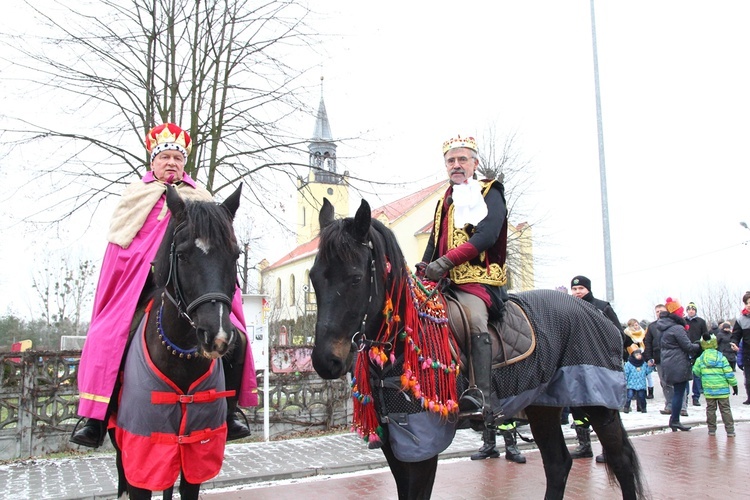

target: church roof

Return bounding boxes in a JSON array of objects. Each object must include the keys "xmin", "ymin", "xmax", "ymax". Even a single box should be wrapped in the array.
[
  {"xmin": 370, "ymin": 180, "xmax": 447, "ymax": 224},
  {"xmin": 263, "ymin": 236, "xmax": 320, "ymax": 271},
  {"xmin": 263, "ymin": 180, "xmax": 447, "ymax": 272}
]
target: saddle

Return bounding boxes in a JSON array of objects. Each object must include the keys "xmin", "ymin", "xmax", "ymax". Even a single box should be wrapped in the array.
[{"xmin": 445, "ymin": 294, "xmax": 536, "ymax": 371}]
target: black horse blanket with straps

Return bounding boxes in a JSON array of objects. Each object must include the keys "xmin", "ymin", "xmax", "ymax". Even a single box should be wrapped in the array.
[{"xmin": 485, "ymin": 289, "xmax": 626, "ymax": 420}]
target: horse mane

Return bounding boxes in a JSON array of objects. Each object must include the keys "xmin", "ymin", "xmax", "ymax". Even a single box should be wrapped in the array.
[
  {"xmin": 152, "ymin": 198, "xmax": 238, "ymax": 288},
  {"xmin": 318, "ymin": 215, "xmax": 408, "ymax": 282},
  {"xmin": 181, "ymin": 200, "xmax": 239, "ymax": 256}
]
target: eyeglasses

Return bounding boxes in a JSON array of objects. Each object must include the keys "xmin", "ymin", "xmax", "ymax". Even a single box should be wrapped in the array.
[{"xmin": 445, "ymin": 156, "xmax": 476, "ymax": 166}]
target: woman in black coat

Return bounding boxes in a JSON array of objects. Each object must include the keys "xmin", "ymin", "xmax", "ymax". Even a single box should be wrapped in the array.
[{"xmin": 658, "ymin": 298, "xmax": 701, "ymax": 431}]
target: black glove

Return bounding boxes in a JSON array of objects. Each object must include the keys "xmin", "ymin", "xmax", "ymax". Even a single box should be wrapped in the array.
[
  {"xmin": 424, "ymin": 255, "xmax": 455, "ymax": 281},
  {"xmin": 415, "ymin": 261, "xmax": 427, "ymax": 278},
  {"xmin": 733, "ymin": 385, "xmax": 739, "ymax": 396},
  {"xmin": 702, "ymin": 332, "xmax": 711, "ymax": 342}
]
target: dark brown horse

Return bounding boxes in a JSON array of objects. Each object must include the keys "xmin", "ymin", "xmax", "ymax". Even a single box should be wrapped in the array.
[
  {"xmin": 110, "ymin": 184, "xmax": 243, "ymax": 500},
  {"xmin": 310, "ymin": 198, "xmax": 647, "ymax": 500}
]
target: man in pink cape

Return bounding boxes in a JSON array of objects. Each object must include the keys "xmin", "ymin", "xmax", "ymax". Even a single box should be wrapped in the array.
[{"xmin": 71, "ymin": 123, "xmax": 258, "ymax": 448}]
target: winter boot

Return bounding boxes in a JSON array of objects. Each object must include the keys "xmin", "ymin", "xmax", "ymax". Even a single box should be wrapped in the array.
[
  {"xmin": 501, "ymin": 429, "xmax": 526, "ymax": 463},
  {"xmin": 570, "ymin": 425, "xmax": 593, "ymax": 459},
  {"xmin": 646, "ymin": 387, "xmax": 654, "ymax": 399},
  {"xmin": 70, "ymin": 417, "xmax": 106, "ymax": 448},
  {"xmin": 471, "ymin": 426, "xmax": 500, "ymax": 460}
]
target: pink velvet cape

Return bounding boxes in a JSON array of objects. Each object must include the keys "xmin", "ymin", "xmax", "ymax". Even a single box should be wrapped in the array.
[{"xmin": 77, "ymin": 173, "xmax": 258, "ymax": 420}]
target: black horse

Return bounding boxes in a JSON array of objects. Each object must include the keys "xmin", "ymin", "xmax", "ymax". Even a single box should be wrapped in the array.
[
  {"xmin": 310, "ymin": 198, "xmax": 647, "ymax": 500},
  {"xmin": 109, "ymin": 184, "xmax": 243, "ymax": 500}
]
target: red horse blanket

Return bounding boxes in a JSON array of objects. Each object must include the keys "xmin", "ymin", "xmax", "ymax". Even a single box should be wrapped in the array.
[{"xmin": 115, "ymin": 311, "xmax": 233, "ymax": 490}]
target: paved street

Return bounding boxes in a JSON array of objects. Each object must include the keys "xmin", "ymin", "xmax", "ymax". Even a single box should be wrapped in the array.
[
  {"xmin": 1, "ymin": 381, "xmax": 748, "ymax": 499},
  {"xmin": 203, "ymin": 423, "xmax": 749, "ymax": 499}
]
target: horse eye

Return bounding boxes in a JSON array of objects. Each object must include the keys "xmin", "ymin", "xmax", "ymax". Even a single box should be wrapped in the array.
[
  {"xmin": 352, "ymin": 275, "xmax": 362, "ymax": 285},
  {"xmin": 176, "ymin": 251, "xmax": 187, "ymax": 262}
]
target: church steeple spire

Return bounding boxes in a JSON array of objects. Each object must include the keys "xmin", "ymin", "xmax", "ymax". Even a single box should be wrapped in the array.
[
  {"xmin": 312, "ymin": 77, "xmax": 333, "ymax": 142},
  {"xmin": 308, "ymin": 76, "xmax": 338, "ymax": 179},
  {"xmin": 297, "ymin": 76, "xmax": 349, "ymax": 245}
]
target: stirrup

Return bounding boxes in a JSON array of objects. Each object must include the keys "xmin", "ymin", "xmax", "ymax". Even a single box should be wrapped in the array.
[{"xmin": 458, "ymin": 387, "xmax": 486, "ymax": 420}]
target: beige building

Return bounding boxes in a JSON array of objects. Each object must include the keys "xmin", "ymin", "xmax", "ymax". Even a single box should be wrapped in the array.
[{"xmin": 260, "ymin": 92, "xmax": 534, "ymax": 328}]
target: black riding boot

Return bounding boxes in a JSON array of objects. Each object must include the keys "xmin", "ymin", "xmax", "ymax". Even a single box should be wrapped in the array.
[
  {"xmin": 570, "ymin": 425, "xmax": 593, "ymax": 459},
  {"xmin": 223, "ymin": 334, "xmax": 251, "ymax": 441},
  {"xmin": 70, "ymin": 417, "xmax": 107, "ymax": 448},
  {"xmin": 471, "ymin": 426, "xmax": 500, "ymax": 460},
  {"xmin": 460, "ymin": 332, "xmax": 493, "ymax": 428},
  {"xmin": 501, "ymin": 429, "xmax": 526, "ymax": 463}
]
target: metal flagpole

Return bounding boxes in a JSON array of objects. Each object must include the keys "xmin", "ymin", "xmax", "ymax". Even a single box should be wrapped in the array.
[{"xmin": 589, "ymin": 0, "xmax": 614, "ymax": 302}]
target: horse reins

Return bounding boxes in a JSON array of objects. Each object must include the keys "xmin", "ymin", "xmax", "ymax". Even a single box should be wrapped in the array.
[{"xmin": 350, "ymin": 240, "xmax": 392, "ymax": 354}]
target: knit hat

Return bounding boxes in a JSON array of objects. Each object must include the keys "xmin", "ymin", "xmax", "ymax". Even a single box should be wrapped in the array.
[
  {"xmin": 665, "ymin": 297, "xmax": 684, "ymax": 317},
  {"xmin": 570, "ymin": 275, "xmax": 591, "ymax": 292},
  {"xmin": 686, "ymin": 302, "xmax": 697, "ymax": 311},
  {"xmin": 700, "ymin": 334, "xmax": 718, "ymax": 350}
]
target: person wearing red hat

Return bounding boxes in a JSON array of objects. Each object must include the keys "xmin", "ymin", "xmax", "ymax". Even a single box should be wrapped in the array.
[
  {"xmin": 657, "ymin": 297, "xmax": 701, "ymax": 431},
  {"xmin": 70, "ymin": 123, "xmax": 258, "ymax": 448}
]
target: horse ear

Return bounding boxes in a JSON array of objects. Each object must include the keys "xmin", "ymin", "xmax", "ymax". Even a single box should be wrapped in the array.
[
  {"xmin": 319, "ymin": 197, "xmax": 335, "ymax": 230},
  {"xmin": 165, "ymin": 184, "xmax": 186, "ymax": 221},
  {"xmin": 352, "ymin": 199, "xmax": 371, "ymax": 243},
  {"xmin": 221, "ymin": 183, "xmax": 242, "ymax": 219}
]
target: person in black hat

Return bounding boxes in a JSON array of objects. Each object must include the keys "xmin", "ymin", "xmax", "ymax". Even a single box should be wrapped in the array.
[
  {"xmin": 685, "ymin": 302, "xmax": 708, "ymax": 407},
  {"xmin": 568, "ymin": 275, "xmax": 632, "ymax": 463}
]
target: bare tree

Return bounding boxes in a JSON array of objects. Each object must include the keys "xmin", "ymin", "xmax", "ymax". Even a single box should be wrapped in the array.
[
  {"xmin": 476, "ymin": 123, "xmax": 540, "ymax": 289},
  {"xmin": 235, "ymin": 211, "xmax": 266, "ymax": 294},
  {"xmin": 31, "ymin": 254, "xmax": 96, "ymax": 333},
  {"xmin": 1, "ymin": 0, "xmax": 321, "ymax": 229},
  {"xmin": 698, "ymin": 282, "xmax": 741, "ymax": 326}
]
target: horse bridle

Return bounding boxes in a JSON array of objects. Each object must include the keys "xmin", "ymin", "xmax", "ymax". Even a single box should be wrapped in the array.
[
  {"xmin": 161, "ymin": 221, "xmax": 234, "ymax": 329},
  {"xmin": 350, "ymin": 239, "xmax": 392, "ymax": 354}
]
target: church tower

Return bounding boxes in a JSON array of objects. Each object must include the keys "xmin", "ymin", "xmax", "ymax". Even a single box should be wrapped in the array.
[{"xmin": 296, "ymin": 77, "xmax": 349, "ymax": 245}]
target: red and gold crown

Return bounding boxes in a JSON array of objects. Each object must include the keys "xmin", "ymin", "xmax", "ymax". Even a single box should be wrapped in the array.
[
  {"xmin": 145, "ymin": 123, "xmax": 192, "ymax": 160},
  {"xmin": 442, "ymin": 134, "xmax": 477, "ymax": 154}
]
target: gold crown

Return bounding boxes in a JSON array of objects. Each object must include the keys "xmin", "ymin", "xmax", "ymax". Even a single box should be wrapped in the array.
[
  {"xmin": 442, "ymin": 135, "xmax": 477, "ymax": 154},
  {"xmin": 145, "ymin": 123, "xmax": 192, "ymax": 155}
]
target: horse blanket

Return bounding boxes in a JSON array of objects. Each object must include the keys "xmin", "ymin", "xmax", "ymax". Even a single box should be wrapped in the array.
[
  {"xmin": 483, "ymin": 289, "xmax": 626, "ymax": 420},
  {"xmin": 115, "ymin": 313, "xmax": 232, "ymax": 490}
]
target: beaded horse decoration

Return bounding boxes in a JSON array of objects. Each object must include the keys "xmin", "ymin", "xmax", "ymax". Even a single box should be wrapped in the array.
[{"xmin": 350, "ymin": 264, "xmax": 460, "ymax": 448}]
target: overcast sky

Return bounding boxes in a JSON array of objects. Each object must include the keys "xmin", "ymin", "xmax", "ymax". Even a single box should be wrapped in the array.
[
  {"xmin": 2, "ymin": 1, "xmax": 750, "ymax": 323},
  {"xmin": 308, "ymin": 1, "xmax": 750, "ymax": 322}
]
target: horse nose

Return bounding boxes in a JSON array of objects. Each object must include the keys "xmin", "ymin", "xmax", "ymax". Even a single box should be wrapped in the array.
[
  {"xmin": 213, "ymin": 336, "xmax": 227, "ymax": 352},
  {"xmin": 197, "ymin": 328, "xmax": 229, "ymax": 357}
]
